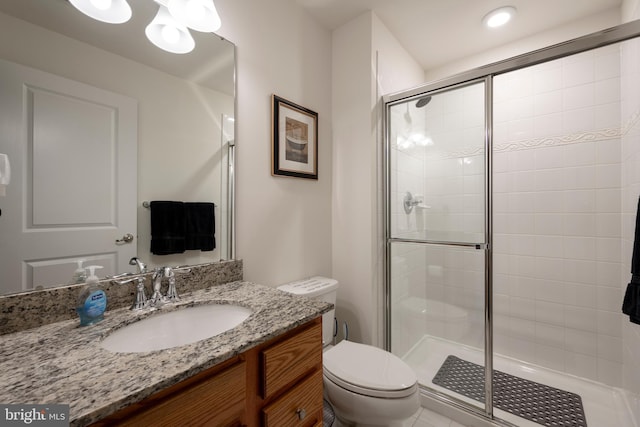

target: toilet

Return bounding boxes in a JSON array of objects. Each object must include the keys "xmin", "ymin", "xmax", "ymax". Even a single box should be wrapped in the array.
[{"xmin": 278, "ymin": 277, "xmax": 420, "ymax": 427}]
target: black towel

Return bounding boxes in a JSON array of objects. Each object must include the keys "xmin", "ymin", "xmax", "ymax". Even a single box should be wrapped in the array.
[
  {"xmin": 623, "ymin": 197, "xmax": 640, "ymax": 324},
  {"xmin": 150, "ymin": 201, "xmax": 186, "ymax": 255},
  {"xmin": 185, "ymin": 202, "xmax": 216, "ymax": 251}
]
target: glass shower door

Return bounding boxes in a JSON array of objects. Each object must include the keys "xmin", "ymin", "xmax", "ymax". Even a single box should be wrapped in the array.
[{"xmin": 386, "ymin": 78, "xmax": 492, "ymax": 416}]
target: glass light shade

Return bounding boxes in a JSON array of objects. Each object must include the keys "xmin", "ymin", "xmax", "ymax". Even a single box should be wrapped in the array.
[
  {"xmin": 168, "ymin": 0, "xmax": 221, "ymax": 32},
  {"xmin": 483, "ymin": 6, "xmax": 516, "ymax": 28},
  {"xmin": 145, "ymin": 5, "xmax": 195, "ymax": 54},
  {"xmin": 69, "ymin": 0, "xmax": 132, "ymax": 24}
]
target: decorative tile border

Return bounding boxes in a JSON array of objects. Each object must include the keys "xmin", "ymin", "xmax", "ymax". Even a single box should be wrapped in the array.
[
  {"xmin": 414, "ymin": 109, "xmax": 640, "ymax": 160},
  {"xmin": 493, "ymin": 127, "xmax": 622, "ymax": 153}
]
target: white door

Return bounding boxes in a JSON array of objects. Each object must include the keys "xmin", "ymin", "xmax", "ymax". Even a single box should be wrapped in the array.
[{"xmin": 0, "ymin": 59, "xmax": 137, "ymax": 293}]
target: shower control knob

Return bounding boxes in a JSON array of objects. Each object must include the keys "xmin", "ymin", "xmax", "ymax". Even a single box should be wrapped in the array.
[{"xmin": 296, "ymin": 408, "xmax": 306, "ymax": 420}]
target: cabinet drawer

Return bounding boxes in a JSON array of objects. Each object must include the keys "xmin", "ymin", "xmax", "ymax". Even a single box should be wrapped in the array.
[
  {"xmin": 117, "ymin": 360, "xmax": 246, "ymax": 427},
  {"xmin": 261, "ymin": 321, "xmax": 322, "ymax": 399},
  {"xmin": 262, "ymin": 370, "xmax": 323, "ymax": 427}
]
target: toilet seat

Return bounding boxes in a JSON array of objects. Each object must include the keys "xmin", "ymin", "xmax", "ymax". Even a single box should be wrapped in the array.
[{"xmin": 323, "ymin": 340, "xmax": 418, "ymax": 399}]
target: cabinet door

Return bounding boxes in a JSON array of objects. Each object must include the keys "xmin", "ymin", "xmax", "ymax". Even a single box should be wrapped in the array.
[
  {"xmin": 116, "ymin": 361, "xmax": 246, "ymax": 427},
  {"xmin": 261, "ymin": 321, "xmax": 322, "ymax": 399},
  {"xmin": 262, "ymin": 370, "xmax": 323, "ymax": 427}
]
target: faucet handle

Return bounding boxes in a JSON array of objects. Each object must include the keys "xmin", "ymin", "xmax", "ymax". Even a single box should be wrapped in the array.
[
  {"xmin": 111, "ymin": 275, "xmax": 137, "ymax": 285},
  {"xmin": 111, "ymin": 274, "xmax": 149, "ymax": 310},
  {"xmin": 131, "ymin": 277, "xmax": 149, "ymax": 310},
  {"xmin": 129, "ymin": 257, "xmax": 147, "ymax": 274},
  {"xmin": 109, "ymin": 272, "xmax": 134, "ymax": 281},
  {"xmin": 165, "ymin": 267, "xmax": 180, "ymax": 302}
]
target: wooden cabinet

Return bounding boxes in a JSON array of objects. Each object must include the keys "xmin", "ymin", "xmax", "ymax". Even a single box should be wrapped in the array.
[
  {"xmin": 262, "ymin": 370, "xmax": 323, "ymax": 427},
  {"xmin": 92, "ymin": 356, "xmax": 246, "ymax": 427},
  {"xmin": 92, "ymin": 317, "xmax": 323, "ymax": 427},
  {"xmin": 259, "ymin": 320, "xmax": 323, "ymax": 426}
]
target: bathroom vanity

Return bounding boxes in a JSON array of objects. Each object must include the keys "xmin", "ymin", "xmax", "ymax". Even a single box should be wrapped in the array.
[
  {"xmin": 0, "ymin": 280, "xmax": 331, "ymax": 426},
  {"xmin": 94, "ymin": 319, "xmax": 323, "ymax": 426}
]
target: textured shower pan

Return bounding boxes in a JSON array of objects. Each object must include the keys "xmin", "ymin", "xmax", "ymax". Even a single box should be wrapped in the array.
[{"xmin": 433, "ymin": 355, "xmax": 587, "ymax": 427}]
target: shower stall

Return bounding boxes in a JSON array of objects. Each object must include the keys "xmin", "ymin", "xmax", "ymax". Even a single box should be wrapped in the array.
[{"xmin": 384, "ymin": 20, "xmax": 640, "ymax": 427}]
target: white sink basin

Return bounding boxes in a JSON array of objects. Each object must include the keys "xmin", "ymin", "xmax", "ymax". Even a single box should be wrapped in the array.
[{"xmin": 100, "ymin": 303, "xmax": 253, "ymax": 353}]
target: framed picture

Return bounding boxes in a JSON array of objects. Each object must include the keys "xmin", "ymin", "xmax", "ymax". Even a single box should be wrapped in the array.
[{"xmin": 271, "ymin": 95, "xmax": 318, "ymax": 179}]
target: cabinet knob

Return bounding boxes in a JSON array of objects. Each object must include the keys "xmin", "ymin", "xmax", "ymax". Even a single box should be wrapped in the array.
[{"xmin": 296, "ymin": 408, "xmax": 306, "ymax": 420}]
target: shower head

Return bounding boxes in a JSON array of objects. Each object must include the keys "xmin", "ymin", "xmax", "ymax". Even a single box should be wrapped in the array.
[{"xmin": 416, "ymin": 96, "xmax": 432, "ymax": 108}]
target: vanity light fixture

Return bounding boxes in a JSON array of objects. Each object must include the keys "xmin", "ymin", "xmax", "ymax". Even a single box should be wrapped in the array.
[
  {"xmin": 69, "ymin": 0, "xmax": 132, "ymax": 24},
  {"xmin": 168, "ymin": 0, "xmax": 221, "ymax": 32},
  {"xmin": 145, "ymin": 4, "xmax": 195, "ymax": 54},
  {"xmin": 68, "ymin": 0, "xmax": 223, "ymax": 54},
  {"xmin": 483, "ymin": 6, "xmax": 516, "ymax": 28}
]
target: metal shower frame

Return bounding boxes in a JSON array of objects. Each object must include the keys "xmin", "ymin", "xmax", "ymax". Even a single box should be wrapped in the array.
[{"xmin": 382, "ymin": 18, "xmax": 640, "ymax": 424}]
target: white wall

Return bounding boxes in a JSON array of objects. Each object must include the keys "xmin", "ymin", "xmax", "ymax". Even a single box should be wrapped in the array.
[
  {"xmin": 214, "ymin": 0, "xmax": 333, "ymax": 286},
  {"xmin": 331, "ymin": 13, "xmax": 375, "ymax": 344},
  {"xmin": 331, "ymin": 11, "xmax": 424, "ymax": 344},
  {"xmin": 623, "ymin": 0, "xmax": 640, "ymax": 21}
]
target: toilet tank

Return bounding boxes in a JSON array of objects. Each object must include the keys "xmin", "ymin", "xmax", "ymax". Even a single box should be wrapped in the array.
[{"xmin": 277, "ymin": 276, "xmax": 338, "ymax": 347}]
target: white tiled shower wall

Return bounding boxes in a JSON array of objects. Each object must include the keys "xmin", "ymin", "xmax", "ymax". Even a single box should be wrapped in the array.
[
  {"xmin": 390, "ymin": 84, "xmax": 487, "ymax": 356},
  {"xmin": 622, "ymin": 37, "xmax": 640, "ymax": 395},
  {"xmin": 492, "ymin": 44, "xmax": 624, "ymax": 386},
  {"xmin": 390, "ymin": 83, "xmax": 486, "ymax": 243},
  {"xmin": 391, "ymin": 42, "xmax": 640, "ymax": 389}
]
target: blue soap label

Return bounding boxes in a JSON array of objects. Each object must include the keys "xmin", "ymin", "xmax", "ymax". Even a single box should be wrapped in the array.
[{"xmin": 84, "ymin": 290, "xmax": 107, "ymax": 317}]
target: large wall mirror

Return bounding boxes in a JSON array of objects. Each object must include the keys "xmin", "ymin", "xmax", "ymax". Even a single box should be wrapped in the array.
[{"xmin": 0, "ymin": 0, "xmax": 236, "ymax": 295}]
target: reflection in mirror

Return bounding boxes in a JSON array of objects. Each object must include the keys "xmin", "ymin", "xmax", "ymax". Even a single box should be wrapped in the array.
[{"xmin": 0, "ymin": 0, "xmax": 235, "ymax": 295}]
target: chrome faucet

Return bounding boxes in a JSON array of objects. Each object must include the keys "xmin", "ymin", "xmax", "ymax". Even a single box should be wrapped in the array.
[
  {"xmin": 112, "ymin": 264, "xmax": 191, "ymax": 309},
  {"xmin": 109, "ymin": 257, "xmax": 150, "ymax": 310},
  {"xmin": 149, "ymin": 268, "xmax": 167, "ymax": 307},
  {"xmin": 129, "ymin": 257, "xmax": 147, "ymax": 273}
]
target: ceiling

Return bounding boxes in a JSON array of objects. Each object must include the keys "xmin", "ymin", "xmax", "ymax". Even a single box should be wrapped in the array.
[
  {"xmin": 0, "ymin": 0, "xmax": 623, "ymax": 88},
  {"xmin": 0, "ymin": 0, "xmax": 235, "ymax": 94},
  {"xmin": 295, "ymin": 0, "xmax": 623, "ymax": 71}
]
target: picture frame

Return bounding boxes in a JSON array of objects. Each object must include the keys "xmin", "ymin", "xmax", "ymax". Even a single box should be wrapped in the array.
[{"xmin": 271, "ymin": 95, "xmax": 318, "ymax": 180}]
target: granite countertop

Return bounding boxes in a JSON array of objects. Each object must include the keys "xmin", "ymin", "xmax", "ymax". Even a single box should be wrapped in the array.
[{"xmin": 0, "ymin": 281, "xmax": 332, "ymax": 426}]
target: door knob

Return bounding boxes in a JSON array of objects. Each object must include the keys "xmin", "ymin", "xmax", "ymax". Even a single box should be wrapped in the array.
[{"xmin": 116, "ymin": 233, "xmax": 134, "ymax": 244}]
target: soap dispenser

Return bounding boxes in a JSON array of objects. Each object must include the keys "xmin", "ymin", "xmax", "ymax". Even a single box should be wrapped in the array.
[
  {"xmin": 70, "ymin": 259, "xmax": 87, "ymax": 284},
  {"xmin": 76, "ymin": 265, "xmax": 106, "ymax": 326}
]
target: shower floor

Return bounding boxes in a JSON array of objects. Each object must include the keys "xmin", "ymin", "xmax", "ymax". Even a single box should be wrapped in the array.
[{"xmin": 402, "ymin": 335, "xmax": 635, "ymax": 427}]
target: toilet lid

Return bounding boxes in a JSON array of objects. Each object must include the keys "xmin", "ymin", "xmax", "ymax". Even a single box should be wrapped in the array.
[{"xmin": 323, "ymin": 341, "xmax": 417, "ymax": 398}]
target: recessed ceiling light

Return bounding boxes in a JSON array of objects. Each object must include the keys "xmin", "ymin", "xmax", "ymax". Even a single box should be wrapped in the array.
[{"xmin": 483, "ymin": 6, "xmax": 516, "ymax": 28}]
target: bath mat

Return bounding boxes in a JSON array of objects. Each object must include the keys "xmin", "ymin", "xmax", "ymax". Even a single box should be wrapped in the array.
[{"xmin": 432, "ymin": 355, "xmax": 587, "ymax": 427}]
